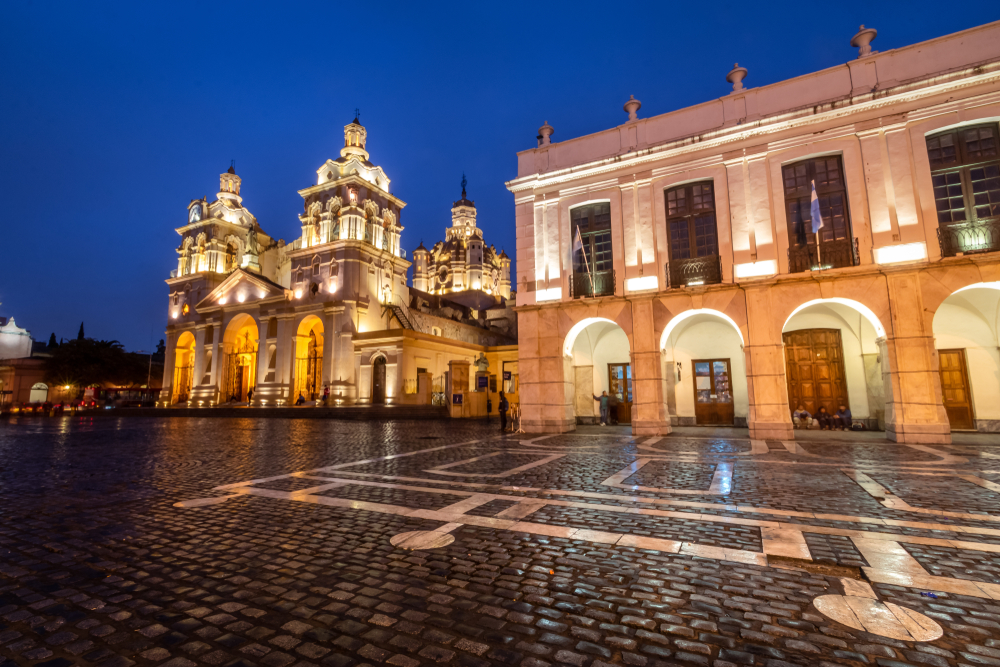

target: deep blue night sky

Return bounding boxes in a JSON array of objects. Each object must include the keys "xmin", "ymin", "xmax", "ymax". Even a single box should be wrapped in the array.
[{"xmin": 2, "ymin": 2, "xmax": 998, "ymax": 351}]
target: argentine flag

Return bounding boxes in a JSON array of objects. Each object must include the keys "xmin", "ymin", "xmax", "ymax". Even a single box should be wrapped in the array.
[{"xmin": 810, "ymin": 180, "xmax": 824, "ymax": 236}]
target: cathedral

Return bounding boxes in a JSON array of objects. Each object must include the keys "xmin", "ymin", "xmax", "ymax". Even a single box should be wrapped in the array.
[
  {"xmin": 412, "ymin": 177, "xmax": 511, "ymax": 309},
  {"xmin": 160, "ymin": 118, "xmax": 517, "ymax": 409}
]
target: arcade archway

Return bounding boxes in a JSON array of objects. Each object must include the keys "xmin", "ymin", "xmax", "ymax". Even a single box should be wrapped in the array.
[
  {"xmin": 294, "ymin": 316, "xmax": 324, "ymax": 402},
  {"xmin": 932, "ymin": 283, "xmax": 1000, "ymax": 432},
  {"xmin": 173, "ymin": 331, "xmax": 196, "ymax": 404},
  {"xmin": 660, "ymin": 309, "xmax": 747, "ymax": 426},
  {"xmin": 222, "ymin": 314, "xmax": 258, "ymax": 403},
  {"xmin": 565, "ymin": 317, "xmax": 632, "ymax": 425},
  {"xmin": 782, "ymin": 299, "xmax": 888, "ymax": 430}
]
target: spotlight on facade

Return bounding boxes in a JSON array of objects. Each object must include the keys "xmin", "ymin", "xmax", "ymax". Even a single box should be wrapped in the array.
[
  {"xmin": 294, "ymin": 289, "xmax": 302, "ymax": 299},
  {"xmin": 219, "ymin": 297, "xmax": 227, "ymax": 305},
  {"xmin": 237, "ymin": 293, "xmax": 246, "ymax": 303}
]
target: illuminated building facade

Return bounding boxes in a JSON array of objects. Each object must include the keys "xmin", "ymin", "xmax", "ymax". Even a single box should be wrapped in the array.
[
  {"xmin": 412, "ymin": 178, "xmax": 511, "ymax": 306},
  {"xmin": 161, "ymin": 118, "xmax": 516, "ymax": 408},
  {"xmin": 508, "ymin": 22, "xmax": 1000, "ymax": 441}
]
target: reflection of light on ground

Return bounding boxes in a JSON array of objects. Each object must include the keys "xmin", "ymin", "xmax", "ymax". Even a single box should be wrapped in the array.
[{"xmin": 176, "ymin": 435, "xmax": 1000, "ymax": 606}]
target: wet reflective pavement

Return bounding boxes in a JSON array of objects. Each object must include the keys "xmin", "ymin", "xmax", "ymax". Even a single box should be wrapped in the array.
[{"xmin": 2, "ymin": 417, "xmax": 1000, "ymax": 667}]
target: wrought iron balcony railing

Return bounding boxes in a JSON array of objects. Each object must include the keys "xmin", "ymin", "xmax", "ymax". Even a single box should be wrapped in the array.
[
  {"xmin": 788, "ymin": 237, "xmax": 859, "ymax": 273},
  {"xmin": 666, "ymin": 255, "xmax": 722, "ymax": 288},
  {"xmin": 570, "ymin": 270, "xmax": 615, "ymax": 298},
  {"xmin": 937, "ymin": 219, "xmax": 1000, "ymax": 257}
]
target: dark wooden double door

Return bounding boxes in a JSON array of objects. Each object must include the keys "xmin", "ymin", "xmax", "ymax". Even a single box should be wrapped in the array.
[{"xmin": 783, "ymin": 329, "xmax": 849, "ymax": 416}]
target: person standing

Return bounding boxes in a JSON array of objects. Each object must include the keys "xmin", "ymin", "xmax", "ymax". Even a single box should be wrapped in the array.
[
  {"xmin": 593, "ymin": 391, "xmax": 610, "ymax": 426},
  {"xmin": 499, "ymin": 391, "xmax": 509, "ymax": 433}
]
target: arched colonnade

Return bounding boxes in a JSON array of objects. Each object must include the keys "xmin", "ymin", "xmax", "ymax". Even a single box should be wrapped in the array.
[{"xmin": 520, "ymin": 267, "xmax": 1000, "ymax": 443}]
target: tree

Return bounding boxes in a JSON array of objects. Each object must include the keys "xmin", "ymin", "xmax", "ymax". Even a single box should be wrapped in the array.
[
  {"xmin": 77, "ymin": 322, "xmax": 85, "ymax": 340},
  {"xmin": 47, "ymin": 333, "xmax": 58, "ymax": 348},
  {"xmin": 45, "ymin": 338, "xmax": 148, "ymax": 391}
]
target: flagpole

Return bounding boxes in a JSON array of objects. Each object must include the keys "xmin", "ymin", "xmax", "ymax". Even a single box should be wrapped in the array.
[
  {"xmin": 810, "ymin": 179, "xmax": 824, "ymax": 271},
  {"xmin": 574, "ymin": 227, "xmax": 596, "ymax": 297}
]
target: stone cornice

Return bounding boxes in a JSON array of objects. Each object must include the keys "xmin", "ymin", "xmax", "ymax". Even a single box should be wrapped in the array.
[{"xmin": 506, "ymin": 66, "xmax": 1000, "ymax": 195}]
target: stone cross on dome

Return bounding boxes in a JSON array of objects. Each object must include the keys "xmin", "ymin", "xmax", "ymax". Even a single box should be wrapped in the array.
[{"xmin": 461, "ymin": 173, "xmax": 467, "ymax": 198}]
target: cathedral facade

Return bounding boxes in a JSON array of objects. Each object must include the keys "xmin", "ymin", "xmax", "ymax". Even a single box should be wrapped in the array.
[
  {"xmin": 161, "ymin": 118, "xmax": 411, "ymax": 407},
  {"xmin": 160, "ymin": 119, "xmax": 517, "ymax": 410}
]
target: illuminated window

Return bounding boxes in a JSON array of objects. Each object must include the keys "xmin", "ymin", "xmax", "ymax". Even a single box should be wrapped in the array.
[
  {"xmin": 926, "ymin": 124, "xmax": 1000, "ymax": 256},
  {"xmin": 782, "ymin": 155, "xmax": 855, "ymax": 271},
  {"xmin": 570, "ymin": 202, "xmax": 614, "ymax": 297},
  {"xmin": 432, "ymin": 327, "xmax": 442, "ymax": 337},
  {"xmin": 182, "ymin": 304, "xmax": 190, "ymax": 316}
]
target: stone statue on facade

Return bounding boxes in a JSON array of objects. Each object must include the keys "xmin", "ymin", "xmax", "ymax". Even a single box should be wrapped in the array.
[{"xmin": 475, "ymin": 352, "xmax": 489, "ymax": 373}]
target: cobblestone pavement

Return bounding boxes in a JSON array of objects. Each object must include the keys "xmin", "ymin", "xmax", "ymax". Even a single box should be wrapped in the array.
[{"xmin": 3, "ymin": 417, "xmax": 1000, "ymax": 667}]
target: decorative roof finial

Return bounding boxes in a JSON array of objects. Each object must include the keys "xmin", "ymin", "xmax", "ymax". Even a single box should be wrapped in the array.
[
  {"xmin": 461, "ymin": 172, "xmax": 468, "ymax": 198},
  {"xmin": 851, "ymin": 25, "xmax": 878, "ymax": 59},
  {"xmin": 538, "ymin": 121, "xmax": 554, "ymax": 146},
  {"xmin": 624, "ymin": 95, "xmax": 642, "ymax": 121},
  {"xmin": 228, "ymin": 159, "xmax": 236, "ymax": 174},
  {"xmin": 353, "ymin": 107, "xmax": 360, "ymax": 124},
  {"xmin": 727, "ymin": 63, "xmax": 748, "ymax": 93}
]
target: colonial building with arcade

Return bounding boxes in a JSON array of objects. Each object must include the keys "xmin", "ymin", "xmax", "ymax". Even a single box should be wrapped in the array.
[
  {"xmin": 160, "ymin": 118, "xmax": 517, "ymax": 409},
  {"xmin": 508, "ymin": 22, "xmax": 1000, "ymax": 443}
]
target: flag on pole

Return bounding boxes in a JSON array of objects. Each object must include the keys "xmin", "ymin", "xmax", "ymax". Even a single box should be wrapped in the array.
[
  {"xmin": 810, "ymin": 180, "xmax": 824, "ymax": 235},
  {"xmin": 573, "ymin": 226, "xmax": 595, "ymax": 295}
]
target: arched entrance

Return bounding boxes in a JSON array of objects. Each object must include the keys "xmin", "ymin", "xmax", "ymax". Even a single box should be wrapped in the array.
[
  {"xmin": 932, "ymin": 283, "xmax": 1000, "ymax": 432},
  {"xmin": 372, "ymin": 356, "xmax": 387, "ymax": 405},
  {"xmin": 222, "ymin": 314, "xmax": 258, "ymax": 403},
  {"xmin": 660, "ymin": 310, "xmax": 747, "ymax": 426},
  {"xmin": 294, "ymin": 316, "xmax": 324, "ymax": 401},
  {"xmin": 782, "ymin": 299, "xmax": 888, "ymax": 430},
  {"xmin": 565, "ymin": 317, "xmax": 632, "ymax": 425},
  {"xmin": 29, "ymin": 382, "xmax": 48, "ymax": 403},
  {"xmin": 173, "ymin": 331, "xmax": 196, "ymax": 404}
]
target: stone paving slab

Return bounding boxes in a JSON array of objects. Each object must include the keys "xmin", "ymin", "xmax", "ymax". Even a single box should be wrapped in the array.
[{"xmin": 2, "ymin": 417, "xmax": 1000, "ymax": 667}]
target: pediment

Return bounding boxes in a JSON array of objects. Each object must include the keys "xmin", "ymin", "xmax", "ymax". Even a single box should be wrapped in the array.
[{"xmin": 195, "ymin": 269, "xmax": 288, "ymax": 311}]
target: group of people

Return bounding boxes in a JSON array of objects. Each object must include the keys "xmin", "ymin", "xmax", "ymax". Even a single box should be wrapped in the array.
[{"xmin": 792, "ymin": 404, "xmax": 853, "ymax": 430}]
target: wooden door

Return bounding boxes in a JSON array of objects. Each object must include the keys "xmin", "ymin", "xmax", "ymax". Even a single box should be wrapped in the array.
[
  {"xmin": 692, "ymin": 359, "xmax": 735, "ymax": 425},
  {"xmin": 783, "ymin": 329, "xmax": 849, "ymax": 416},
  {"xmin": 372, "ymin": 357, "xmax": 386, "ymax": 405},
  {"xmin": 608, "ymin": 363, "xmax": 632, "ymax": 424},
  {"xmin": 939, "ymin": 349, "xmax": 975, "ymax": 430}
]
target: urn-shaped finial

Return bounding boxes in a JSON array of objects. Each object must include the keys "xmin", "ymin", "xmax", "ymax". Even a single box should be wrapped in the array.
[
  {"xmin": 538, "ymin": 121, "xmax": 554, "ymax": 146},
  {"xmin": 727, "ymin": 63, "xmax": 748, "ymax": 93},
  {"xmin": 623, "ymin": 95, "xmax": 642, "ymax": 121},
  {"xmin": 851, "ymin": 25, "xmax": 878, "ymax": 58}
]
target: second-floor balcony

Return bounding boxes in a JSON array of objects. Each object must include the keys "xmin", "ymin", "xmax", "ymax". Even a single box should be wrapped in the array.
[
  {"xmin": 937, "ymin": 219, "xmax": 1000, "ymax": 257},
  {"xmin": 666, "ymin": 255, "xmax": 722, "ymax": 288},
  {"xmin": 570, "ymin": 270, "xmax": 615, "ymax": 298},
  {"xmin": 788, "ymin": 237, "xmax": 859, "ymax": 273}
]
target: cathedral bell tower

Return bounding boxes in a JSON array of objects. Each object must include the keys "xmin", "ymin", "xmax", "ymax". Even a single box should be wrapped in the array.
[
  {"xmin": 341, "ymin": 116, "xmax": 369, "ymax": 161},
  {"xmin": 219, "ymin": 164, "xmax": 242, "ymax": 205}
]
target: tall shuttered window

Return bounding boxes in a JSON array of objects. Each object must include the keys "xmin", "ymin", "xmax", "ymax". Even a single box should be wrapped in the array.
[
  {"xmin": 664, "ymin": 181, "xmax": 722, "ymax": 287},
  {"xmin": 782, "ymin": 155, "xmax": 857, "ymax": 271},
  {"xmin": 927, "ymin": 124, "xmax": 1000, "ymax": 256},
  {"xmin": 570, "ymin": 202, "xmax": 614, "ymax": 297}
]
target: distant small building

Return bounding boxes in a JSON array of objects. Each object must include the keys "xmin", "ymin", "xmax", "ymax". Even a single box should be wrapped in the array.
[{"xmin": 0, "ymin": 317, "xmax": 32, "ymax": 361}]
